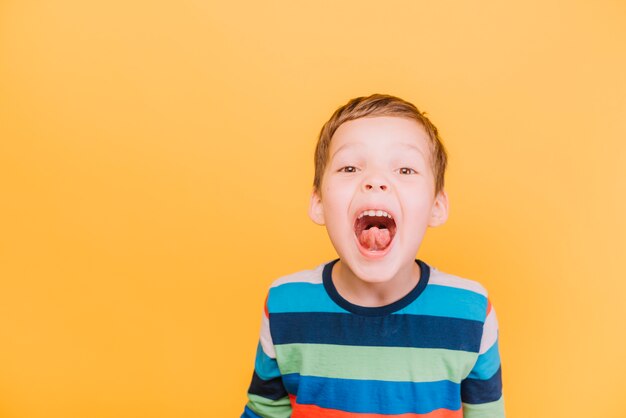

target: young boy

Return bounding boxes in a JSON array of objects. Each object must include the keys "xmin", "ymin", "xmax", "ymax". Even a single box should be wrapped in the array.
[{"xmin": 241, "ymin": 94, "xmax": 505, "ymax": 418}]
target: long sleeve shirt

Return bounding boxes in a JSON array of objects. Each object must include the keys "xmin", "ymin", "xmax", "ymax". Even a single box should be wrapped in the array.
[{"xmin": 242, "ymin": 258, "xmax": 505, "ymax": 418}]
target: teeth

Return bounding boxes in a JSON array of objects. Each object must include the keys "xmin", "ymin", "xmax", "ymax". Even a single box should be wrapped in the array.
[{"xmin": 357, "ymin": 210, "xmax": 393, "ymax": 219}]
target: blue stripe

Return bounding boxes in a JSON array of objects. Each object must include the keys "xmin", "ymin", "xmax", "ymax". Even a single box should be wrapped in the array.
[
  {"xmin": 241, "ymin": 406, "xmax": 263, "ymax": 418},
  {"xmin": 398, "ymin": 285, "xmax": 488, "ymax": 321},
  {"xmin": 268, "ymin": 282, "xmax": 348, "ymax": 314},
  {"xmin": 461, "ymin": 365, "xmax": 503, "ymax": 404},
  {"xmin": 270, "ymin": 312, "xmax": 483, "ymax": 351},
  {"xmin": 254, "ymin": 342, "xmax": 281, "ymax": 380},
  {"xmin": 467, "ymin": 339, "xmax": 501, "ymax": 379},
  {"xmin": 267, "ymin": 276, "xmax": 487, "ymax": 322},
  {"xmin": 282, "ymin": 373, "xmax": 460, "ymax": 414}
]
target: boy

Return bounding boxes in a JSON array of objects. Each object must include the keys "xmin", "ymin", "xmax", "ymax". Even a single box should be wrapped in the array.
[{"xmin": 241, "ymin": 94, "xmax": 505, "ymax": 417}]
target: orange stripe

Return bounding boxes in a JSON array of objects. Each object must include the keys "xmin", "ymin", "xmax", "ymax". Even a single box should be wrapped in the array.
[
  {"xmin": 288, "ymin": 396, "xmax": 462, "ymax": 418},
  {"xmin": 264, "ymin": 292, "xmax": 269, "ymax": 318},
  {"xmin": 486, "ymin": 298, "xmax": 492, "ymax": 316}
]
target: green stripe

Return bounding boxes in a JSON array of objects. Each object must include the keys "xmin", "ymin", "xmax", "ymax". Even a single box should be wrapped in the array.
[
  {"xmin": 462, "ymin": 396, "xmax": 505, "ymax": 417},
  {"xmin": 276, "ymin": 343, "xmax": 478, "ymax": 383},
  {"xmin": 247, "ymin": 394, "xmax": 291, "ymax": 418}
]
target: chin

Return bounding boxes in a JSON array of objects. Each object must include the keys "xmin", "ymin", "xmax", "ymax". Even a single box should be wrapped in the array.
[
  {"xmin": 344, "ymin": 255, "xmax": 400, "ymax": 283},
  {"xmin": 356, "ymin": 273, "xmax": 396, "ymax": 284}
]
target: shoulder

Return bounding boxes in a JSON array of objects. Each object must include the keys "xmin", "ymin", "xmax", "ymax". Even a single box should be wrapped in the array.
[
  {"xmin": 424, "ymin": 264, "xmax": 492, "ymax": 321},
  {"xmin": 264, "ymin": 260, "xmax": 331, "ymax": 314},
  {"xmin": 268, "ymin": 261, "xmax": 326, "ymax": 289},
  {"xmin": 268, "ymin": 263, "xmax": 326, "ymax": 301},
  {"xmin": 428, "ymin": 264, "xmax": 489, "ymax": 298}
]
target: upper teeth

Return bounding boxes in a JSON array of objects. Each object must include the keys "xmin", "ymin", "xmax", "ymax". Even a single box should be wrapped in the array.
[{"xmin": 357, "ymin": 210, "xmax": 393, "ymax": 219}]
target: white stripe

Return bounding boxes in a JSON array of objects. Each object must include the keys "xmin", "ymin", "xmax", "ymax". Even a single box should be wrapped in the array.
[
  {"xmin": 270, "ymin": 261, "xmax": 326, "ymax": 287},
  {"xmin": 259, "ymin": 312, "xmax": 276, "ymax": 358},
  {"xmin": 428, "ymin": 267, "xmax": 488, "ymax": 297},
  {"xmin": 479, "ymin": 306, "xmax": 499, "ymax": 354}
]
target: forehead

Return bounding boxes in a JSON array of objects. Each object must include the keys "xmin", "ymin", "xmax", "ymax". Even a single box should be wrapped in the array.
[{"xmin": 329, "ymin": 116, "xmax": 431, "ymax": 159}]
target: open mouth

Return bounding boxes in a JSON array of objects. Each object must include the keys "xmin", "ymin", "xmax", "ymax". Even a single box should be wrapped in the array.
[{"xmin": 353, "ymin": 213, "xmax": 397, "ymax": 252}]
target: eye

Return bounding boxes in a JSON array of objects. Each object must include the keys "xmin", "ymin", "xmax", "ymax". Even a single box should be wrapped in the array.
[
  {"xmin": 398, "ymin": 167, "xmax": 417, "ymax": 175},
  {"xmin": 338, "ymin": 166, "xmax": 358, "ymax": 173}
]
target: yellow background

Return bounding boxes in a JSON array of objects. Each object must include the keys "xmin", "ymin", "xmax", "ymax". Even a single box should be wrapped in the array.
[{"xmin": 1, "ymin": 0, "xmax": 625, "ymax": 417}]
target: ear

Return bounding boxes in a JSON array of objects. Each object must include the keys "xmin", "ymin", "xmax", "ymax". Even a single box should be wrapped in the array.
[
  {"xmin": 308, "ymin": 189, "xmax": 325, "ymax": 225},
  {"xmin": 428, "ymin": 189, "xmax": 449, "ymax": 227}
]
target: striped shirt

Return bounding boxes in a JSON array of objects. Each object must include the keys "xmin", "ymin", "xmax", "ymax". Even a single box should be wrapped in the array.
[{"xmin": 242, "ymin": 258, "xmax": 505, "ymax": 417}]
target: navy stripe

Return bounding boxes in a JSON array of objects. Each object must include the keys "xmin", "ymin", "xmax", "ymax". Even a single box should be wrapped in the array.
[
  {"xmin": 461, "ymin": 365, "xmax": 503, "ymax": 404},
  {"xmin": 248, "ymin": 370, "xmax": 288, "ymax": 401},
  {"xmin": 270, "ymin": 311, "xmax": 483, "ymax": 351},
  {"xmin": 282, "ymin": 373, "xmax": 460, "ymax": 414}
]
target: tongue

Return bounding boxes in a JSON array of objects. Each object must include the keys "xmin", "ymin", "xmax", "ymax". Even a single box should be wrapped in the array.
[{"xmin": 358, "ymin": 227, "xmax": 391, "ymax": 251}]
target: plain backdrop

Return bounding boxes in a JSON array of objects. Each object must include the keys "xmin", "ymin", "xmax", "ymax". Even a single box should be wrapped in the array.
[{"xmin": 1, "ymin": 0, "xmax": 625, "ymax": 417}]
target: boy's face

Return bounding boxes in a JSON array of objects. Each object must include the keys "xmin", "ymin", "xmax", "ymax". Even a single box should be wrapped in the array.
[{"xmin": 309, "ymin": 116, "xmax": 449, "ymax": 284}]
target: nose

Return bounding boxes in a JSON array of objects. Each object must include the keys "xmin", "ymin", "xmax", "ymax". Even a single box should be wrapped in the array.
[{"xmin": 362, "ymin": 176, "xmax": 388, "ymax": 192}]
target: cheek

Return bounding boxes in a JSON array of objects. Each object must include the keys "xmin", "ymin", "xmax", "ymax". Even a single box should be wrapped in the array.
[
  {"xmin": 323, "ymin": 197, "xmax": 347, "ymax": 220},
  {"xmin": 321, "ymin": 189, "xmax": 352, "ymax": 227},
  {"xmin": 401, "ymin": 195, "xmax": 434, "ymax": 219},
  {"xmin": 323, "ymin": 180, "xmax": 352, "ymax": 204}
]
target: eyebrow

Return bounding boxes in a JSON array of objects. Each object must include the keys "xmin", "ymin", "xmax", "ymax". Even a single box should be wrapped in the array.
[
  {"xmin": 331, "ymin": 142, "xmax": 425, "ymax": 159},
  {"xmin": 398, "ymin": 143, "xmax": 426, "ymax": 157},
  {"xmin": 330, "ymin": 143, "xmax": 355, "ymax": 159}
]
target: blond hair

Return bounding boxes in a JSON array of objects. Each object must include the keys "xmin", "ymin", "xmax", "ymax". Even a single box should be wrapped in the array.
[{"xmin": 313, "ymin": 93, "xmax": 448, "ymax": 198}]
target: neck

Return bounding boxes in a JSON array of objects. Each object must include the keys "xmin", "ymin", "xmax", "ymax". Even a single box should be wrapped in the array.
[{"xmin": 332, "ymin": 259, "xmax": 421, "ymax": 307}]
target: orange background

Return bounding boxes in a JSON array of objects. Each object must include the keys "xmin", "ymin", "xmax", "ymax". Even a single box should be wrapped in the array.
[{"xmin": 1, "ymin": 1, "xmax": 625, "ymax": 417}]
